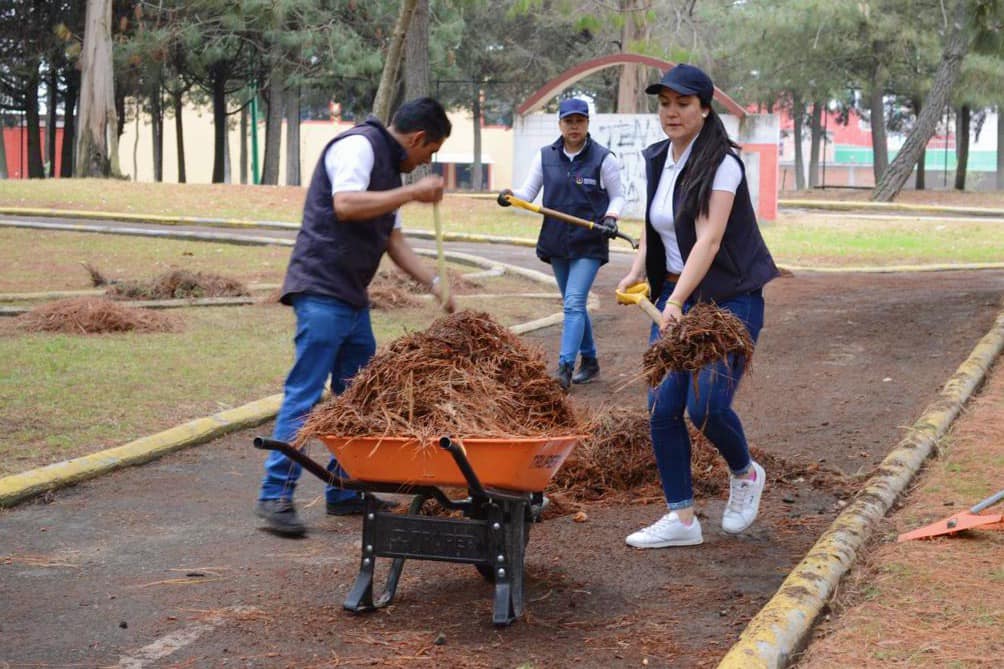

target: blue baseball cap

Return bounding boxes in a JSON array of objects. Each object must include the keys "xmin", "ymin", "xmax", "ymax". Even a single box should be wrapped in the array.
[
  {"xmin": 645, "ymin": 64, "xmax": 714, "ymax": 105},
  {"xmin": 558, "ymin": 98, "xmax": 589, "ymax": 119}
]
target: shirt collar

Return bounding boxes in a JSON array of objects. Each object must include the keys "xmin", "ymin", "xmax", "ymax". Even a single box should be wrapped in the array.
[{"xmin": 666, "ymin": 136, "xmax": 697, "ymax": 170}]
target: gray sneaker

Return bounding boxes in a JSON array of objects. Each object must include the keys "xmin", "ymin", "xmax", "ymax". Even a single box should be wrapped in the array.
[{"xmin": 255, "ymin": 499, "xmax": 306, "ymax": 537}]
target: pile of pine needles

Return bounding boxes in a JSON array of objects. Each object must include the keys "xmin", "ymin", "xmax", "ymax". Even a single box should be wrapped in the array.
[
  {"xmin": 82, "ymin": 264, "xmax": 248, "ymax": 300},
  {"xmin": 15, "ymin": 297, "xmax": 179, "ymax": 334},
  {"xmin": 296, "ymin": 310, "xmax": 580, "ymax": 446},
  {"xmin": 642, "ymin": 302, "xmax": 754, "ymax": 387}
]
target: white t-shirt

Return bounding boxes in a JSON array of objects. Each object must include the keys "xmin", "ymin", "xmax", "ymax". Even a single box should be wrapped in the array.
[
  {"xmin": 649, "ymin": 142, "xmax": 743, "ymax": 273},
  {"xmin": 324, "ymin": 134, "xmax": 403, "ymax": 229}
]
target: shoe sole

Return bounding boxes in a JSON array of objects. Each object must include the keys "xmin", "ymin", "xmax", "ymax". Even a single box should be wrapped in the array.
[{"xmin": 626, "ymin": 536, "xmax": 704, "ymax": 549}]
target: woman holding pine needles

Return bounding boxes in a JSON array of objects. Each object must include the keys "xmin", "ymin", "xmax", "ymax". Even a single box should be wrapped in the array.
[{"xmin": 616, "ymin": 64, "xmax": 780, "ymax": 549}]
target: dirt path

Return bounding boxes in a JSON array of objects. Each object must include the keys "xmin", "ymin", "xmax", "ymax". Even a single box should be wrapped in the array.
[{"xmin": 1, "ymin": 227, "xmax": 1003, "ymax": 668}]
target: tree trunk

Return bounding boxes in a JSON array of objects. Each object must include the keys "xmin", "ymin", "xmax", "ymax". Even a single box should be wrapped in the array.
[
  {"xmin": 615, "ymin": 0, "xmax": 650, "ymax": 113},
  {"xmin": 47, "ymin": 67, "xmax": 58, "ymax": 177},
  {"xmin": 997, "ymin": 104, "xmax": 1003, "ymax": 190},
  {"xmin": 872, "ymin": 0, "xmax": 970, "ymax": 202},
  {"xmin": 261, "ymin": 78, "xmax": 284, "ymax": 185},
  {"xmin": 211, "ymin": 66, "xmax": 227, "ymax": 183},
  {"xmin": 240, "ymin": 105, "xmax": 248, "ymax": 185},
  {"xmin": 60, "ymin": 68, "xmax": 79, "ymax": 177},
  {"xmin": 403, "ymin": 0, "xmax": 430, "ymax": 182},
  {"xmin": 285, "ymin": 86, "xmax": 301, "ymax": 186},
  {"xmin": 868, "ymin": 62, "xmax": 889, "ymax": 183},
  {"xmin": 954, "ymin": 104, "xmax": 969, "ymax": 191},
  {"xmin": 808, "ymin": 101, "xmax": 823, "ymax": 188},
  {"xmin": 404, "ymin": 0, "xmax": 430, "ymax": 100},
  {"xmin": 472, "ymin": 85, "xmax": 483, "ymax": 190},
  {"xmin": 151, "ymin": 80, "xmax": 163, "ymax": 182},
  {"xmin": 912, "ymin": 96, "xmax": 925, "ymax": 190},
  {"xmin": 372, "ymin": 0, "xmax": 419, "ymax": 124},
  {"xmin": 75, "ymin": 0, "xmax": 119, "ymax": 178},
  {"xmin": 25, "ymin": 65, "xmax": 45, "ymax": 178},
  {"xmin": 173, "ymin": 92, "xmax": 186, "ymax": 183},
  {"xmin": 792, "ymin": 92, "xmax": 806, "ymax": 191}
]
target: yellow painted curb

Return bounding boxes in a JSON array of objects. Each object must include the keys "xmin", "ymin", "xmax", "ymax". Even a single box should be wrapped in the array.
[
  {"xmin": 779, "ymin": 199, "xmax": 1004, "ymax": 218},
  {"xmin": 0, "ymin": 395, "xmax": 283, "ymax": 508},
  {"xmin": 717, "ymin": 307, "xmax": 1004, "ymax": 669},
  {"xmin": 780, "ymin": 261, "xmax": 1004, "ymax": 274},
  {"xmin": 0, "ymin": 206, "xmax": 299, "ymax": 230}
]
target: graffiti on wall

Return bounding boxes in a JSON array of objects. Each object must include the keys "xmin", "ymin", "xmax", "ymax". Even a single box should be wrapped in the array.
[{"xmin": 591, "ymin": 115, "xmax": 666, "ymax": 219}]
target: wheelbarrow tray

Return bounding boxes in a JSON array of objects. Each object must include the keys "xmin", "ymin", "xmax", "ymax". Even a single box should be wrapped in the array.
[{"xmin": 318, "ymin": 434, "xmax": 583, "ymax": 492}]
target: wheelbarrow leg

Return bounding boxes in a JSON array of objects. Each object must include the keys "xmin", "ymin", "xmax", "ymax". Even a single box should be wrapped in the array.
[
  {"xmin": 489, "ymin": 499, "xmax": 528, "ymax": 626},
  {"xmin": 344, "ymin": 494, "xmax": 423, "ymax": 612}
]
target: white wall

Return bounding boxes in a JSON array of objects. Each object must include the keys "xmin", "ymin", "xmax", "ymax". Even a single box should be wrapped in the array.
[{"xmin": 512, "ymin": 113, "xmax": 742, "ymax": 220}]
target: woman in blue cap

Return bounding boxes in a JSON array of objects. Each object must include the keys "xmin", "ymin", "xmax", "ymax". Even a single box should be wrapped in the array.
[
  {"xmin": 497, "ymin": 98, "xmax": 625, "ymax": 390},
  {"xmin": 617, "ymin": 64, "xmax": 780, "ymax": 548}
]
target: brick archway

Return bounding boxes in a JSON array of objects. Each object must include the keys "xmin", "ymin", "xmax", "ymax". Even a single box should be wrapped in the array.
[{"xmin": 516, "ymin": 54, "xmax": 746, "ymax": 118}]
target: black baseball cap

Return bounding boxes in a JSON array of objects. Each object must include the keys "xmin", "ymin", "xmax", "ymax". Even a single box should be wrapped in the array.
[{"xmin": 645, "ymin": 64, "xmax": 714, "ymax": 105}]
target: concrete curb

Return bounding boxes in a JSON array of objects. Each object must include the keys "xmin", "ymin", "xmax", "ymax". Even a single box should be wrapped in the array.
[
  {"xmin": 0, "ymin": 395, "xmax": 283, "ymax": 508},
  {"xmin": 779, "ymin": 198, "xmax": 1004, "ymax": 218},
  {"xmin": 717, "ymin": 305, "xmax": 1004, "ymax": 669},
  {"xmin": 0, "ymin": 240, "xmax": 568, "ymax": 508}
]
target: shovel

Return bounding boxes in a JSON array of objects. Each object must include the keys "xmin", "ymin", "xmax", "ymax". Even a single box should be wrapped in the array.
[
  {"xmin": 432, "ymin": 202, "xmax": 450, "ymax": 310},
  {"xmin": 897, "ymin": 489, "xmax": 1004, "ymax": 542},
  {"xmin": 615, "ymin": 282, "xmax": 663, "ymax": 325},
  {"xmin": 502, "ymin": 193, "xmax": 640, "ymax": 250}
]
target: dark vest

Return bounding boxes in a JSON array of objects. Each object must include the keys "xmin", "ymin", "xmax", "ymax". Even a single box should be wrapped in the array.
[
  {"xmin": 643, "ymin": 138, "xmax": 779, "ymax": 302},
  {"xmin": 537, "ymin": 135, "xmax": 612, "ymax": 264},
  {"xmin": 280, "ymin": 117, "xmax": 406, "ymax": 308}
]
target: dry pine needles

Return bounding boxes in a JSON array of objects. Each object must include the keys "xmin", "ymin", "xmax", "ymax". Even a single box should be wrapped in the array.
[
  {"xmin": 642, "ymin": 302, "xmax": 754, "ymax": 387},
  {"xmin": 296, "ymin": 310, "xmax": 580, "ymax": 446},
  {"xmin": 15, "ymin": 297, "xmax": 179, "ymax": 334}
]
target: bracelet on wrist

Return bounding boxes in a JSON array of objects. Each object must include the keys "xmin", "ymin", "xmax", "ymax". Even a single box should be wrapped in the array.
[{"xmin": 667, "ymin": 299, "xmax": 683, "ymax": 309}]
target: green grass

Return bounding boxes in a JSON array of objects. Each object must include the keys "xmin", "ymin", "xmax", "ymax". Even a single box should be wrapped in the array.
[{"xmin": 762, "ymin": 216, "xmax": 1004, "ymax": 266}]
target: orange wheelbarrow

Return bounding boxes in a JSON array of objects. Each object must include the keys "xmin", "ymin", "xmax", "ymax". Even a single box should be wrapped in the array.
[{"xmin": 254, "ymin": 432, "xmax": 582, "ymax": 625}]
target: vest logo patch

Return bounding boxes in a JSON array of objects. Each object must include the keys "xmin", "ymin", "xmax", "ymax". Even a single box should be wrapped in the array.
[{"xmin": 576, "ymin": 177, "xmax": 597, "ymax": 186}]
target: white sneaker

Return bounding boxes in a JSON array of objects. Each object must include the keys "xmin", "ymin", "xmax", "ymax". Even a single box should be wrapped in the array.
[
  {"xmin": 722, "ymin": 461, "xmax": 766, "ymax": 534},
  {"xmin": 625, "ymin": 511, "xmax": 703, "ymax": 548}
]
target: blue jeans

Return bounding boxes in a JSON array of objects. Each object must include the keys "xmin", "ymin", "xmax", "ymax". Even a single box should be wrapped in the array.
[
  {"xmin": 550, "ymin": 257, "xmax": 602, "ymax": 366},
  {"xmin": 258, "ymin": 294, "xmax": 376, "ymax": 504},
  {"xmin": 647, "ymin": 284, "xmax": 764, "ymax": 509}
]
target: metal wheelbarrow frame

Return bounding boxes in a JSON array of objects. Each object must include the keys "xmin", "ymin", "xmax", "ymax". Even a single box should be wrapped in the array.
[{"xmin": 254, "ymin": 434, "xmax": 577, "ymax": 626}]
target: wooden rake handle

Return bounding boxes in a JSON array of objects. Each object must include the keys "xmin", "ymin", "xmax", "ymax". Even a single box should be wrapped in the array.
[{"xmin": 503, "ymin": 194, "xmax": 640, "ymax": 250}]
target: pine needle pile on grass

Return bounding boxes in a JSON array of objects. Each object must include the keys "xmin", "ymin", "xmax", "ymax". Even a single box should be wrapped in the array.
[
  {"xmin": 296, "ymin": 310, "xmax": 579, "ymax": 446},
  {"xmin": 643, "ymin": 302, "xmax": 753, "ymax": 388},
  {"xmin": 368, "ymin": 268, "xmax": 482, "ymax": 310},
  {"xmin": 106, "ymin": 269, "xmax": 249, "ymax": 300},
  {"xmin": 15, "ymin": 297, "xmax": 179, "ymax": 334}
]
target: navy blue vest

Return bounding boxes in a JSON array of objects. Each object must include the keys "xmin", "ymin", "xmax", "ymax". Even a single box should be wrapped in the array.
[
  {"xmin": 642, "ymin": 138, "xmax": 779, "ymax": 302},
  {"xmin": 280, "ymin": 117, "xmax": 406, "ymax": 308},
  {"xmin": 537, "ymin": 135, "xmax": 612, "ymax": 264}
]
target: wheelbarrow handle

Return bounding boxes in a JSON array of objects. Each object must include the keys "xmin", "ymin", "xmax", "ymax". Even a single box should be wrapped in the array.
[
  {"xmin": 503, "ymin": 194, "xmax": 640, "ymax": 250},
  {"xmin": 253, "ymin": 436, "xmax": 347, "ymax": 487},
  {"xmin": 438, "ymin": 436, "xmax": 486, "ymax": 496}
]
